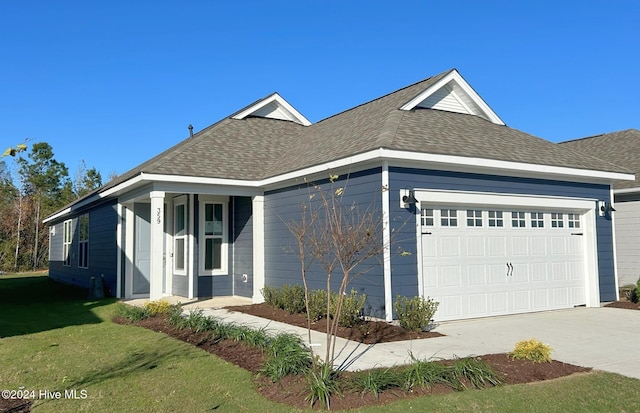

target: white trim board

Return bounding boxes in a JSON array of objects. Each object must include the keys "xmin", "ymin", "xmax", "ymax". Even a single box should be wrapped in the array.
[{"xmin": 44, "ymin": 148, "xmax": 633, "ymax": 224}]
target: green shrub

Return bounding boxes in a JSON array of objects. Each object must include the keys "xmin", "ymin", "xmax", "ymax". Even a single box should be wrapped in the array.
[
  {"xmin": 510, "ymin": 338, "xmax": 553, "ymax": 363},
  {"xmin": 394, "ymin": 295, "xmax": 439, "ymax": 332},
  {"xmin": 281, "ymin": 284, "xmax": 306, "ymax": 314},
  {"xmin": 330, "ymin": 289, "xmax": 366, "ymax": 327},
  {"xmin": 261, "ymin": 285, "xmax": 281, "ymax": 307},
  {"xmin": 307, "ymin": 289, "xmax": 328, "ymax": 321}
]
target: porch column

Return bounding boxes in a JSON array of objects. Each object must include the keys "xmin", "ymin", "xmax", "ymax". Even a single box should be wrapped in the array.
[
  {"xmin": 252, "ymin": 195, "xmax": 265, "ymax": 303},
  {"xmin": 149, "ymin": 191, "xmax": 165, "ymax": 300}
]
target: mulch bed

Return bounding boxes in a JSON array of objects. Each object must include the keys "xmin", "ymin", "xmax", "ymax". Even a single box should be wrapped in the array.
[
  {"xmin": 111, "ymin": 312, "xmax": 591, "ymax": 410},
  {"xmin": 225, "ymin": 302, "xmax": 443, "ymax": 344},
  {"xmin": 0, "ymin": 398, "xmax": 31, "ymax": 413},
  {"xmin": 604, "ymin": 301, "xmax": 640, "ymax": 310}
]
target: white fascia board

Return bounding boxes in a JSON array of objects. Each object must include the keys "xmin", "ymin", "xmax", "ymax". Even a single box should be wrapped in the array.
[
  {"xmin": 231, "ymin": 93, "xmax": 312, "ymax": 126},
  {"xmin": 46, "ymin": 148, "xmax": 633, "ymax": 223},
  {"xmin": 42, "ymin": 174, "xmax": 147, "ymax": 223},
  {"xmin": 400, "ymin": 70, "xmax": 505, "ymax": 126},
  {"xmin": 380, "ymin": 149, "xmax": 635, "ymax": 184}
]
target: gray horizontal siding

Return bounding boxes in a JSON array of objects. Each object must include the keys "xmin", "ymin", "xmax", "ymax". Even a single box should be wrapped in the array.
[
  {"xmin": 264, "ymin": 168, "xmax": 386, "ymax": 317},
  {"xmin": 48, "ymin": 200, "xmax": 118, "ymax": 295},
  {"xmin": 612, "ymin": 200, "xmax": 640, "ymax": 287},
  {"xmin": 388, "ymin": 167, "xmax": 616, "ymax": 303},
  {"xmin": 233, "ymin": 196, "xmax": 253, "ymax": 298}
]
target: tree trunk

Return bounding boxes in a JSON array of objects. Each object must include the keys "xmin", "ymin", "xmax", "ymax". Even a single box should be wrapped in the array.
[
  {"xmin": 33, "ymin": 200, "xmax": 40, "ymax": 270},
  {"xmin": 14, "ymin": 194, "xmax": 22, "ymax": 270}
]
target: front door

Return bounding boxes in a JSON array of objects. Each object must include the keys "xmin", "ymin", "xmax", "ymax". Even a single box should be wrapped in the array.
[{"xmin": 133, "ymin": 203, "xmax": 151, "ymax": 295}]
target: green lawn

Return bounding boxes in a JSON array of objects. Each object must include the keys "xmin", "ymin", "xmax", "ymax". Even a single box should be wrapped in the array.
[{"xmin": 1, "ymin": 272, "xmax": 639, "ymax": 412}]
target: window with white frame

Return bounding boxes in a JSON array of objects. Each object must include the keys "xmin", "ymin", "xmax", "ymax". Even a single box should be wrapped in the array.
[
  {"xmin": 551, "ymin": 213, "xmax": 564, "ymax": 228},
  {"xmin": 199, "ymin": 196, "xmax": 227, "ymax": 275},
  {"xmin": 78, "ymin": 214, "xmax": 89, "ymax": 268},
  {"xmin": 466, "ymin": 209, "xmax": 482, "ymax": 227},
  {"xmin": 63, "ymin": 220, "xmax": 72, "ymax": 266},
  {"xmin": 511, "ymin": 211, "xmax": 526, "ymax": 228},
  {"xmin": 174, "ymin": 197, "xmax": 188, "ymax": 274},
  {"xmin": 441, "ymin": 209, "xmax": 458, "ymax": 227},
  {"xmin": 488, "ymin": 210, "xmax": 504, "ymax": 227},
  {"xmin": 530, "ymin": 212, "xmax": 544, "ymax": 228},
  {"xmin": 567, "ymin": 213, "xmax": 581, "ymax": 228}
]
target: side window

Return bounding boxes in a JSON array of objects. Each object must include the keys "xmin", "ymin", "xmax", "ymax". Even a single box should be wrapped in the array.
[{"xmin": 63, "ymin": 220, "xmax": 72, "ymax": 266}]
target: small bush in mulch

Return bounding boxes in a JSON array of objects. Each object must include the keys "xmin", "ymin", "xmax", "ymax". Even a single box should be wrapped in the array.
[{"xmin": 226, "ymin": 302, "xmax": 443, "ymax": 344}]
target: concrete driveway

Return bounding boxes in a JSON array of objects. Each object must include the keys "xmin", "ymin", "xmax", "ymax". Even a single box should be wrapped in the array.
[
  {"xmin": 200, "ymin": 305, "xmax": 640, "ymax": 379},
  {"xmin": 339, "ymin": 307, "xmax": 640, "ymax": 379}
]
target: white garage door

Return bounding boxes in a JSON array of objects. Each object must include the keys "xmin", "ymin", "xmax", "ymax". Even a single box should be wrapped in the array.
[{"xmin": 420, "ymin": 207, "xmax": 587, "ymax": 321}]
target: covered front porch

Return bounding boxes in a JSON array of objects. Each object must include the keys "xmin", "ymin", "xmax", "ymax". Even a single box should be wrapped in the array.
[{"xmin": 114, "ymin": 183, "xmax": 266, "ymax": 303}]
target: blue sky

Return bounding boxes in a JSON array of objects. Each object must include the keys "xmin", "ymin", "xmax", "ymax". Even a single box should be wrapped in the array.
[{"xmin": 1, "ymin": 1, "xmax": 638, "ymax": 181}]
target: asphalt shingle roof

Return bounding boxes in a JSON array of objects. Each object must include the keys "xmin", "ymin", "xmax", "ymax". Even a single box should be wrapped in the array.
[
  {"xmin": 93, "ymin": 69, "xmax": 633, "ymax": 198},
  {"xmin": 559, "ymin": 129, "xmax": 640, "ymax": 190}
]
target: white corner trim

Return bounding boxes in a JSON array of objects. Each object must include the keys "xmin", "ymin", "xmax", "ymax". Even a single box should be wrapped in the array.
[
  {"xmin": 400, "ymin": 69, "xmax": 505, "ymax": 125},
  {"xmin": 232, "ymin": 93, "xmax": 312, "ymax": 126},
  {"xmin": 381, "ymin": 161, "xmax": 392, "ymax": 321},
  {"xmin": 252, "ymin": 195, "xmax": 265, "ymax": 303},
  {"xmin": 610, "ymin": 187, "xmax": 620, "ymax": 300}
]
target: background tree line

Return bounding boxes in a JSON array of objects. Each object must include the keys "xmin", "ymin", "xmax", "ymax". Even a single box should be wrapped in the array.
[{"xmin": 1, "ymin": 142, "xmax": 104, "ymax": 272}]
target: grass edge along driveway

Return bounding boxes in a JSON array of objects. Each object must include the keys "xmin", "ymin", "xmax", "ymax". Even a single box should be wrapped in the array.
[{"xmin": 1, "ymin": 272, "xmax": 639, "ymax": 413}]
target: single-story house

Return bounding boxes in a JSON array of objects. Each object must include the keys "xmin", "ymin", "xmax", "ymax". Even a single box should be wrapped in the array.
[
  {"xmin": 559, "ymin": 129, "xmax": 640, "ymax": 288},
  {"xmin": 44, "ymin": 69, "xmax": 635, "ymax": 322}
]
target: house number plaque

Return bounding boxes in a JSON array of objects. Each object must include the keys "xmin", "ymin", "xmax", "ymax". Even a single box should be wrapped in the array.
[{"xmin": 156, "ymin": 208, "xmax": 162, "ymax": 224}]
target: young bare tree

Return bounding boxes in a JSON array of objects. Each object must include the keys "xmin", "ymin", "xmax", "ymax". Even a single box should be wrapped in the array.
[{"xmin": 287, "ymin": 174, "xmax": 387, "ymax": 366}]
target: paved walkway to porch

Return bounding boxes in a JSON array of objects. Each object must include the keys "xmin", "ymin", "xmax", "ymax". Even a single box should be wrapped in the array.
[{"xmin": 125, "ymin": 297, "xmax": 640, "ymax": 380}]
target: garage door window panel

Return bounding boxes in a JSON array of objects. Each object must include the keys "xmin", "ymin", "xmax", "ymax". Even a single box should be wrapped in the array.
[
  {"xmin": 466, "ymin": 210, "xmax": 483, "ymax": 227},
  {"xmin": 488, "ymin": 210, "xmax": 504, "ymax": 227},
  {"xmin": 512, "ymin": 212, "xmax": 526, "ymax": 228},
  {"xmin": 441, "ymin": 209, "xmax": 458, "ymax": 227}
]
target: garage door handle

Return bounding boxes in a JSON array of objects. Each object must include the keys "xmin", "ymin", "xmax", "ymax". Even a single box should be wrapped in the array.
[
  {"xmin": 422, "ymin": 231, "xmax": 432, "ymax": 235},
  {"xmin": 506, "ymin": 262, "xmax": 513, "ymax": 276},
  {"xmin": 571, "ymin": 232, "xmax": 583, "ymax": 236}
]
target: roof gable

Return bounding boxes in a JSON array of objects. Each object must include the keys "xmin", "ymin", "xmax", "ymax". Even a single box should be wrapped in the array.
[
  {"xmin": 400, "ymin": 69, "xmax": 505, "ymax": 125},
  {"xmin": 231, "ymin": 92, "xmax": 311, "ymax": 126}
]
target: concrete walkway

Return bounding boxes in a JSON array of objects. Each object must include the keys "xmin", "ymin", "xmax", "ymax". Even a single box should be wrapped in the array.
[{"xmin": 188, "ymin": 304, "xmax": 640, "ymax": 380}]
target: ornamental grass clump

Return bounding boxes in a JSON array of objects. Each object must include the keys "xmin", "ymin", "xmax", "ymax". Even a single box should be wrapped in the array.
[{"xmin": 510, "ymin": 339, "xmax": 553, "ymax": 363}]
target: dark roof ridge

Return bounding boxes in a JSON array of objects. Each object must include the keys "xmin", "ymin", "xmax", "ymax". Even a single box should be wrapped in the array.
[
  {"xmin": 313, "ymin": 68, "xmax": 456, "ymax": 125},
  {"xmin": 560, "ymin": 128, "xmax": 640, "ymax": 144}
]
